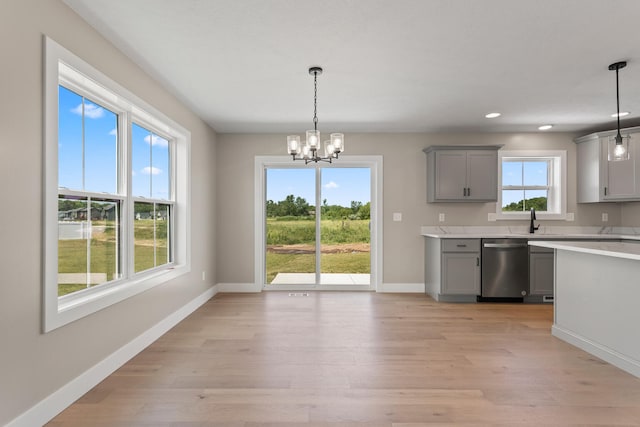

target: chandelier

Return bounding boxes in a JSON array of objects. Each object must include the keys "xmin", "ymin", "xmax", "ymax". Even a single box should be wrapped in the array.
[
  {"xmin": 608, "ymin": 61, "xmax": 630, "ymax": 161},
  {"xmin": 286, "ymin": 67, "xmax": 344, "ymax": 163}
]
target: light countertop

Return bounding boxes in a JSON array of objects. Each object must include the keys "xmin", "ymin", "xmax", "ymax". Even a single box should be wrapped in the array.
[
  {"xmin": 529, "ymin": 240, "xmax": 640, "ymax": 261},
  {"xmin": 420, "ymin": 225, "xmax": 640, "ymax": 241}
]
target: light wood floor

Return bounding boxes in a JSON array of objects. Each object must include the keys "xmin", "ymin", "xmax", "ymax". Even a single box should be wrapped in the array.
[{"xmin": 48, "ymin": 292, "xmax": 640, "ymax": 426}]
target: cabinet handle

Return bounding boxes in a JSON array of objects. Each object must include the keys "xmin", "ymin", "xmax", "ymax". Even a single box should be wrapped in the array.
[
  {"xmin": 463, "ymin": 188, "xmax": 466, "ymax": 197},
  {"xmin": 604, "ymin": 187, "xmax": 607, "ymax": 196},
  {"xmin": 476, "ymin": 257, "xmax": 480, "ymax": 266},
  {"xmin": 456, "ymin": 244, "xmax": 467, "ymax": 247},
  {"xmin": 467, "ymin": 187, "xmax": 471, "ymax": 197}
]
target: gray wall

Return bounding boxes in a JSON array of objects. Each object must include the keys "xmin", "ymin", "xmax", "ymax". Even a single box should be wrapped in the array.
[
  {"xmin": 0, "ymin": 1, "xmax": 217, "ymax": 424},
  {"xmin": 216, "ymin": 132, "xmax": 622, "ymax": 286},
  {"xmin": 622, "ymin": 202, "xmax": 640, "ymax": 226}
]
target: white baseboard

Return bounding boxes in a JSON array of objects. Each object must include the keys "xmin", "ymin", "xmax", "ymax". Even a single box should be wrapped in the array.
[
  {"xmin": 217, "ymin": 282, "xmax": 262, "ymax": 292},
  {"xmin": 552, "ymin": 325, "xmax": 640, "ymax": 379},
  {"xmin": 6, "ymin": 285, "xmax": 218, "ymax": 427},
  {"xmin": 377, "ymin": 283, "xmax": 424, "ymax": 293}
]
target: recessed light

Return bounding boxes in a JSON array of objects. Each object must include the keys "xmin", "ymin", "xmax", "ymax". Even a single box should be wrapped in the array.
[
  {"xmin": 485, "ymin": 112, "xmax": 501, "ymax": 118},
  {"xmin": 538, "ymin": 125, "xmax": 553, "ymax": 131},
  {"xmin": 611, "ymin": 111, "xmax": 630, "ymax": 118}
]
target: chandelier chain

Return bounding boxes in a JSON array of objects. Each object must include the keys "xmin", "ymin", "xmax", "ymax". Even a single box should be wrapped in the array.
[
  {"xmin": 313, "ymin": 71, "xmax": 318, "ymax": 131},
  {"xmin": 615, "ymin": 65, "xmax": 621, "ymax": 139}
]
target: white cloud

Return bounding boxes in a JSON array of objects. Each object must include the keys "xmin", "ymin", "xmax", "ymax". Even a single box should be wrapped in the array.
[
  {"xmin": 324, "ymin": 181, "xmax": 339, "ymax": 189},
  {"xmin": 71, "ymin": 103, "xmax": 105, "ymax": 119},
  {"xmin": 144, "ymin": 134, "xmax": 169, "ymax": 147},
  {"xmin": 109, "ymin": 128, "xmax": 117, "ymax": 136},
  {"xmin": 141, "ymin": 166, "xmax": 162, "ymax": 175}
]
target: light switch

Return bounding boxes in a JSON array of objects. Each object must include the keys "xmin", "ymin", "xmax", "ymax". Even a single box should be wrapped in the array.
[
  {"xmin": 438, "ymin": 213, "xmax": 445, "ymax": 222},
  {"xmin": 602, "ymin": 212, "xmax": 608, "ymax": 222},
  {"xmin": 393, "ymin": 212, "xmax": 402, "ymax": 222}
]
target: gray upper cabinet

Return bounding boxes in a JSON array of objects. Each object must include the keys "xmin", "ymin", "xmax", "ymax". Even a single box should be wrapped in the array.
[
  {"xmin": 424, "ymin": 145, "xmax": 502, "ymax": 202},
  {"xmin": 576, "ymin": 128, "xmax": 640, "ymax": 202}
]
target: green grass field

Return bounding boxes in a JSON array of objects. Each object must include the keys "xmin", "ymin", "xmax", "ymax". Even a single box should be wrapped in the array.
[
  {"xmin": 58, "ymin": 219, "xmax": 167, "ymax": 296},
  {"xmin": 266, "ymin": 218, "xmax": 370, "ymax": 245},
  {"xmin": 266, "ymin": 219, "xmax": 370, "ymax": 283}
]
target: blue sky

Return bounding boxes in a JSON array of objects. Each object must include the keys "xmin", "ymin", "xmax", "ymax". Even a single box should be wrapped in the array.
[
  {"xmin": 266, "ymin": 167, "xmax": 371, "ymax": 207},
  {"xmin": 58, "ymin": 85, "xmax": 169, "ymax": 199}
]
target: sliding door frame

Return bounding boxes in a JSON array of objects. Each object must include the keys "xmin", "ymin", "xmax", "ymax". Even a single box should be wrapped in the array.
[{"xmin": 254, "ymin": 155, "xmax": 383, "ymax": 291}]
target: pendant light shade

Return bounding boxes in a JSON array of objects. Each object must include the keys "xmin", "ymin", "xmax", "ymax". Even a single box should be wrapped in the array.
[{"xmin": 608, "ymin": 61, "xmax": 630, "ymax": 161}]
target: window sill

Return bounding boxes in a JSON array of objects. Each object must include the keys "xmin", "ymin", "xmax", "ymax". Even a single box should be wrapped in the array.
[
  {"xmin": 492, "ymin": 212, "xmax": 568, "ymax": 221},
  {"xmin": 44, "ymin": 264, "xmax": 189, "ymax": 332}
]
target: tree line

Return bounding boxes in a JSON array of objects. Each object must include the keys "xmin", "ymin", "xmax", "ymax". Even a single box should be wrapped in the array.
[
  {"xmin": 266, "ymin": 195, "xmax": 370, "ymax": 220},
  {"xmin": 502, "ymin": 196, "xmax": 547, "ymax": 212}
]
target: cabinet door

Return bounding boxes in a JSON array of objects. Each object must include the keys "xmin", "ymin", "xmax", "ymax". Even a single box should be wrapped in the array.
[
  {"xmin": 442, "ymin": 253, "xmax": 480, "ymax": 295},
  {"xmin": 601, "ymin": 136, "xmax": 637, "ymax": 200},
  {"xmin": 466, "ymin": 150, "xmax": 498, "ymax": 200},
  {"xmin": 434, "ymin": 151, "xmax": 467, "ymax": 200},
  {"xmin": 529, "ymin": 252, "xmax": 554, "ymax": 295}
]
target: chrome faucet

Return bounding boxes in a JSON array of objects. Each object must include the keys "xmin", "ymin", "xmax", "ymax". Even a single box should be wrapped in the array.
[{"xmin": 529, "ymin": 208, "xmax": 540, "ymax": 234}]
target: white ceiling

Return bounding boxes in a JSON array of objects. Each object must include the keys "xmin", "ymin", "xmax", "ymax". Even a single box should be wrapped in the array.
[{"xmin": 63, "ymin": 0, "xmax": 640, "ymax": 134}]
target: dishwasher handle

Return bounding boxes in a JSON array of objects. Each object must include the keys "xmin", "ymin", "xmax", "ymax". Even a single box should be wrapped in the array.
[{"xmin": 483, "ymin": 242, "xmax": 528, "ymax": 248}]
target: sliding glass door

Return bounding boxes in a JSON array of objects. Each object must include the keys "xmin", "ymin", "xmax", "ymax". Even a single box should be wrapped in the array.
[{"xmin": 265, "ymin": 166, "xmax": 371, "ymax": 287}]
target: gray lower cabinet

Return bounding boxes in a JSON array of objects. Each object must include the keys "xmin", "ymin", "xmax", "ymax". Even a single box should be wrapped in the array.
[
  {"xmin": 529, "ymin": 246, "xmax": 554, "ymax": 296},
  {"xmin": 442, "ymin": 252, "xmax": 480, "ymax": 294},
  {"xmin": 425, "ymin": 237, "xmax": 480, "ymax": 301}
]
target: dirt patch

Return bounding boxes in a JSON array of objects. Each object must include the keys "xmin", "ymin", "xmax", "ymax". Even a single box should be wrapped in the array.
[{"xmin": 267, "ymin": 243, "xmax": 370, "ymax": 254}]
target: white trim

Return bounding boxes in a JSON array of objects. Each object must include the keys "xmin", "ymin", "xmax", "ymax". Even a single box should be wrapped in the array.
[
  {"xmin": 254, "ymin": 155, "xmax": 383, "ymax": 292},
  {"xmin": 552, "ymin": 325, "xmax": 640, "ymax": 379},
  {"xmin": 495, "ymin": 150, "xmax": 567, "ymax": 220},
  {"xmin": 376, "ymin": 283, "xmax": 424, "ymax": 293},
  {"xmin": 217, "ymin": 282, "xmax": 262, "ymax": 292},
  {"xmin": 6, "ymin": 286, "xmax": 217, "ymax": 427},
  {"xmin": 43, "ymin": 36, "xmax": 191, "ymax": 332}
]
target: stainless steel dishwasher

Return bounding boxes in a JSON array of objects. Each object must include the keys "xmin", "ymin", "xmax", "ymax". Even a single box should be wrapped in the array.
[{"xmin": 480, "ymin": 238, "xmax": 529, "ymax": 301}]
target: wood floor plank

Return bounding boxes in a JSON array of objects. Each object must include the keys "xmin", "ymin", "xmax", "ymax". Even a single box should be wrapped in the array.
[{"xmin": 48, "ymin": 292, "xmax": 640, "ymax": 426}]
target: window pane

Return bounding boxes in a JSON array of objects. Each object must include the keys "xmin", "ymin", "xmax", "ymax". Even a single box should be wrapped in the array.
[
  {"xmin": 502, "ymin": 161, "xmax": 522, "ymax": 186},
  {"xmin": 265, "ymin": 168, "xmax": 316, "ymax": 284},
  {"xmin": 155, "ymin": 204, "xmax": 170, "ymax": 265},
  {"xmin": 134, "ymin": 202, "xmax": 156, "ymax": 272},
  {"xmin": 58, "ymin": 196, "xmax": 88, "ymax": 296},
  {"xmin": 523, "ymin": 161, "xmax": 548, "ymax": 186},
  {"xmin": 58, "ymin": 86, "xmax": 83, "ymax": 191},
  {"xmin": 90, "ymin": 199, "xmax": 121, "ymax": 285},
  {"xmin": 152, "ymin": 135, "xmax": 170, "ymax": 199},
  {"xmin": 502, "ymin": 190, "xmax": 525, "ymax": 211},
  {"xmin": 524, "ymin": 190, "xmax": 548, "ymax": 211},
  {"xmin": 132, "ymin": 123, "xmax": 151, "ymax": 198},
  {"xmin": 85, "ymin": 100, "xmax": 118, "ymax": 193}
]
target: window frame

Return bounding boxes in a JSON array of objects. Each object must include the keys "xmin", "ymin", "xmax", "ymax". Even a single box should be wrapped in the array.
[
  {"xmin": 495, "ymin": 150, "xmax": 567, "ymax": 220},
  {"xmin": 44, "ymin": 37, "xmax": 190, "ymax": 332}
]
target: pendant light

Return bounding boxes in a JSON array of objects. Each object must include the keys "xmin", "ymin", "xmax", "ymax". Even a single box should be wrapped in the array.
[
  {"xmin": 608, "ymin": 61, "xmax": 630, "ymax": 161},
  {"xmin": 286, "ymin": 67, "xmax": 344, "ymax": 164}
]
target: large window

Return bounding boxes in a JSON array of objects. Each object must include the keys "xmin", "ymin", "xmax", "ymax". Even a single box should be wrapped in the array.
[
  {"xmin": 496, "ymin": 150, "xmax": 567, "ymax": 220},
  {"xmin": 44, "ymin": 37, "xmax": 190, "ymax": 332}
]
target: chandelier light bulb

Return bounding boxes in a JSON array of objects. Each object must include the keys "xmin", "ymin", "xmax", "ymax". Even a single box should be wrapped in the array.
[{"xmin": 287, "ymin": 135, "xmax": 300, "ymax": 155}]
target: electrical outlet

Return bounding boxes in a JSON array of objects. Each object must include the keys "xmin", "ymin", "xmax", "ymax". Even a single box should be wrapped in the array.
[
  {"xmin": 438, "ymin": 213, "xmax": 445, "ymax": 222},
  {"xmin": 393, "ymin": 212, "xmax": 402, "ymax": 222},
  {"xmin": 602, "ymin": 212, "xmax": 608, "ymax": 222},
  {"xmin": 202, "ymin": 271, "xmax": 206, "ymax": 281}
]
